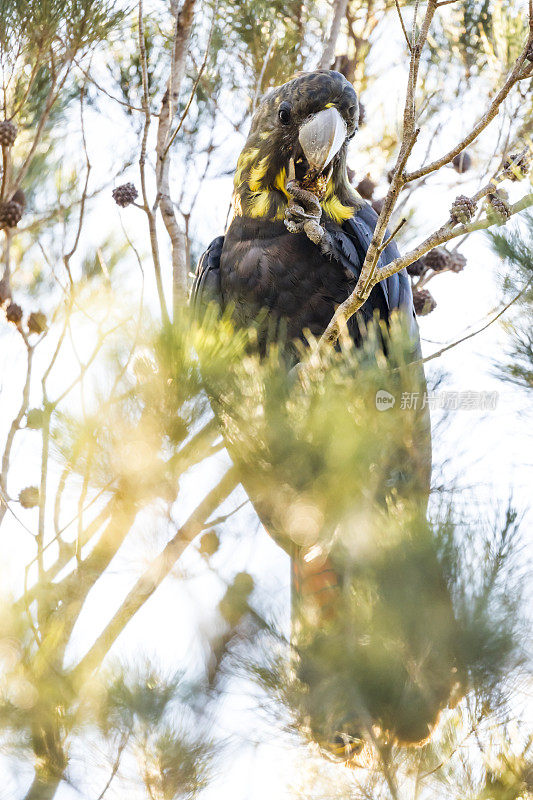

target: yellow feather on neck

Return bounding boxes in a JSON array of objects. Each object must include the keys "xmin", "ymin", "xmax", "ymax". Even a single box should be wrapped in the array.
[
  {"xmin": 247, "ymin": 190, "xmax": 272, "ymax": 218},
  {"xmin": 249, "ymin": 156, "xmax": 270, "ymax": 192},
  {"xmin": 321, "ymin": 176, "xmax": 354, "ymax": 223},
  {"xmin": 234, "ymin": 146, "xmax": 354, "ymax": 223},
  {"xmin": 322, "ymin": 195, "xmax": 354, "ymax": 223}
]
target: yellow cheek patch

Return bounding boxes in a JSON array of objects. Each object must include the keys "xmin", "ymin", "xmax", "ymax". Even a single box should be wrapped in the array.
[
  {"xmin": 244, "ymin": 147, "xmax": 259, "ymax": 162},
  {"xmin": 249, "ymin": 156, "xmax": 270, "ymax": 192},
  {"xmin": 234, "ymin": 154, "xmax": 248, "ymax": 188},
  {"xmin": 274, "ymin": 167, "xmax": 291, "ymax": 200},
  {"xmin": 322, "ymin": 194, "xmax": 354, "ymax": 223},
  {"xmin": 247, "ymin": 190, "xmax": 272, "ymax": 218}
]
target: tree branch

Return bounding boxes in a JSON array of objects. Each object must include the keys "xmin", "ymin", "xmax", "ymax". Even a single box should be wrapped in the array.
[
  {"xmin": 71, "ymin": 466, "xmax": 240, "ymax": 679},
  {"xmin": 405, "ymin": 38, "xmax": 533, "ymax": 183},
  {"xmin": 419, "ymin": 276, "xmax": 533, "ymax": 366},
  {"xmin": 137, "ymin": 0, "xmax": 170, "ymax": 327},
  {"xmin": 318, "ymin": 0, "xmax": 349, "ymax": 69},
  {"xmin": 316, "ymin": 9, "xmax": 533, "ymax": 350}
]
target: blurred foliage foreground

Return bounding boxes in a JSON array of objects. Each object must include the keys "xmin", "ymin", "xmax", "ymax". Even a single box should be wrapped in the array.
[{"xmin": 0, "ymin": 301, "xmax": 529, "ymax": 796}]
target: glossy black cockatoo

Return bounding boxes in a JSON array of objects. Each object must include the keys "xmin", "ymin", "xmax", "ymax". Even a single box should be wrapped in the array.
[{"xmin": 192, "ymin": 70, "xmax": 459, "ymax": 762}]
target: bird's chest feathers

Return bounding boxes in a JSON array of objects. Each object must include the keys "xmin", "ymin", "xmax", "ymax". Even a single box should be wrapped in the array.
[{"xmin": 220, "ymin": 221, "xmax": 353, "ymax": 329}]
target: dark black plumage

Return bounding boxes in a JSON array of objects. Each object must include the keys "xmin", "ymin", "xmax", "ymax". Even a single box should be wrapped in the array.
[
  {"xmin": 192, "ymin": 205, "xmax": 419, "ymax": 358},
  {"xmin": 190, "ymin": 71, "xmax": 444, "ymax": 757}
]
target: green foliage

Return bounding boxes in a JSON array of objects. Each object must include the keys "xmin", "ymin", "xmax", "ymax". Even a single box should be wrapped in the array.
[
  {"xmin": 215, "ymin": 0, "xmax": 312, "ymax": 94},
  {"xmin": 0, "ymin": 0, "xmax": 123, "ymax": 57},
  {"xmin": 488, "ymin": 214, "xmax": 533, "ymax": 389},
  {"xmin": 437, "ymin": 505, "xmax": 525, "ymax": 700},
  {"xmin": 250, "ymin": 502, "xmax": 525, "ymax": 760},
  {"xmin": 194, "ymin": 313, "xmax": 430, "ymax": 552},
  {"xmin": 95, "ymin": 663, "xmax": 215, "ymax": 799}
]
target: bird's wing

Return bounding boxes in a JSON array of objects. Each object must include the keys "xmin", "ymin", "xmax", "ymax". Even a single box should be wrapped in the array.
[
  {"xmin": 190, "ymin": 235, "xmax": 225, "ymax": 317},
  {"xmin": 339, "ymin": 203, "xmax": 420, "ymax": 354}
]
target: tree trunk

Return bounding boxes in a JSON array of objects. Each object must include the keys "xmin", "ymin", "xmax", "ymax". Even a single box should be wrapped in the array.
[{"xmin": 318, "ymin": 0, "xmax": 349, "ymax": 69}]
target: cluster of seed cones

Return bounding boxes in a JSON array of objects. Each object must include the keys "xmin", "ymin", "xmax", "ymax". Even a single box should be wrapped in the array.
[
  {"xmin": 0, "ymin": 122, "xmax": 25, "ymax": 229},
  {"xmin": 349, "ymin": 173, "xmax": 472, "ymax": 317},
  {"xmin": 408, "ymin": 247, "xmax": 467, "ymax": 316},
  {"xmin": 0, "ymin": 281, "xmax": 47, "ymax": 334},
  {"xmin": 350, "ymin": 141, "xmax": 531, "ymax": 320}
]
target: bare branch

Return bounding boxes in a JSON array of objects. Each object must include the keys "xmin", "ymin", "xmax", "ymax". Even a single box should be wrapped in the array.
[
  {"xmin": 0, "ymin": 340, "xmax": 33, "ymax": 528},
  {"xmin": 318, "ymin": 0, "xmax": 349, "ymax": 70},
  {"xmin": 316, "ymin": 7, "xmax": 533, "ymax": 350},
  {"xmin": 395, "ymin": 0, "xmax": 413, "ymax": 52},
  {"xmin": 405, "ymin": 39, "xmax": 533, "ymax": 183},
  {"xmin": 419, "ymin": 277, "xmax": 533, "ymax": 366},
  {"xmin": 137, "ymin": 0, "xmax": 170, "ymax": 327},
  {"xmin": 71, "ymin": 466, "xmax": 240, "ymax": 679}
]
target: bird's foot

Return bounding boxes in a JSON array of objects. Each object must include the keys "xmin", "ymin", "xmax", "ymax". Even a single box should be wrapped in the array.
[{"xmin": 284, "ymin": 179, "xmax": 332, "ymax": 256}]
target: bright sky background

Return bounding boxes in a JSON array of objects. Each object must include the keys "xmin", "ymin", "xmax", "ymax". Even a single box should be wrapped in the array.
[{"xmin": 0, "ymin": 2, "xmax": 532, "ymax": 797}]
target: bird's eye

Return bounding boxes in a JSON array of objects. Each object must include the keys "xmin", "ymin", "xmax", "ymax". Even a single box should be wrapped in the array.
[{"xmin": 278, "ymin": 104, "xmax": 291, "ymax": 125}]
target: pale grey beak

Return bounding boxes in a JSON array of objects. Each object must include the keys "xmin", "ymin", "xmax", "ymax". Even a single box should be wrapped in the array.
[{"xmin": 298, "ymin": 106, "xmax": 347, "ymax": 177}]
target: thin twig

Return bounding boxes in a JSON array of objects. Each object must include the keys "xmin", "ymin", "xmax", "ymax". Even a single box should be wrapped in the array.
[
  {"xmin": 380, "ymin": 217, "xmax": 407, "ymax": 251},
  {"xmin": 395, "ymin": 0, "xmax": 412, "ymax": 52},
  {"xmin": 96, "ymin": 733, "xmax": 129, "ymax": 800},
  {"xmin": 137, "ymin": 0, "xmax": 170, "ymax": 326},
  {"xmin": 419, "ymin": 278, "xmax": 533, "ymax": 366},
  {"xmin": 63, "ymin": 85, "xmax": 91, "ymax": 285},
  {"xmin": 405, "ymin": 40, "xmax": 533, "ymax": 183},
  {"xmin": 251, "ymin": 29, "xmax": 278, "ymax": 114},
  {"xmin": 164, "ymin": 0, "xmax": 218, "ymax": 158}
]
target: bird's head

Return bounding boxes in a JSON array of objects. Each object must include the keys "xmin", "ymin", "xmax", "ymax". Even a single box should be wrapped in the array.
[{"xmin": 232, "ymin": 70, "xmax": 361, "ymax": 225}]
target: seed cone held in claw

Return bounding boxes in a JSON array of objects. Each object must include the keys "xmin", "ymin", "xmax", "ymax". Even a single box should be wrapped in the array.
[{"xmin": 301, "ymin": 172, "xmax": 329, "ymax": 200}]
